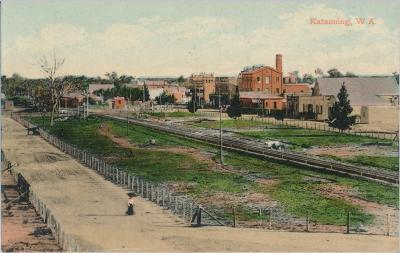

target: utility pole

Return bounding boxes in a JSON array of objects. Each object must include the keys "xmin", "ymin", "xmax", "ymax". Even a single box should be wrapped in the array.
[
  {"xmin": 194, "ymin": 82, "xmax": 196, "ymax": 113},
  {"xmin": 219, "ymin": 88, "xmax": 224, "ymax": 165},
  {"xmin": 86, "ymin": 92, "xmax": 89, "ymax": 119},
  {"xmin": 126, "ymin": 102, "xmax": 129, "ymax": 136}
]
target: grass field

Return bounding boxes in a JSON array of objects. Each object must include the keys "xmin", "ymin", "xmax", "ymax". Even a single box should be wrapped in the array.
[
  {"xmin": 237, "ymin": 128, "xmax": 389, "ymax": 148},
  {"xmin": 320, "ymin": 154, "xmax": 399, "ymax": 172},
  {"xmin": 188, "ymin": 119, "xmax": 389, "ymax": 149},
  {"xmin": 29, "ymin": 115, "xmax": 399, "ymax": 225}
]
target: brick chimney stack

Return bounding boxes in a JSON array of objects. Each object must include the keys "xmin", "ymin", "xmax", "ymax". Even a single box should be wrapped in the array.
[{"xmin": 276, "ymin": 54, "xmax": 282, "ymax": 73}]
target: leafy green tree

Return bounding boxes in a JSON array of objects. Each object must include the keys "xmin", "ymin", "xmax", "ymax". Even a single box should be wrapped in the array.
[
  {"xmin": 105, "ymin": 71, "xmax": 121, "ymax": 90},
  {"xmin": 302, "ymin": 73, "xmax": 315, "ymax": 84},
  {"xmin": 187, "ymin": 89, "xmax": 197, "ymax": 113},
  {"xmin": 327, "ymin": 68, "xmax": 344, "ymax": 78},
  {"xmin": 155, "ymin": 91, "xmax": 176, "ymax": 105},
  {"xmin": 143, "ymin": 84, "xmax": 150, "ymax": 101},
  {"xmin": 227, "ymin": 86, "xmax": 241, "ymax": 119},
  {"xmin": 328, "ymin": 83, "xmax": 353, "ymax": 130},
  {"xmin": 345, "ymin": 72, "xmax": 357, "ymax": 77},
  {"xmin": 177, "ymin": 75, "xmax": 185, "ymax": 84}
]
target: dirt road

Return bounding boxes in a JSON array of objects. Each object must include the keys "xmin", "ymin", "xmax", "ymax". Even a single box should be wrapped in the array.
[{"xmin": 2, "ymin": 116, "xmax": 398, "ymax": 252}]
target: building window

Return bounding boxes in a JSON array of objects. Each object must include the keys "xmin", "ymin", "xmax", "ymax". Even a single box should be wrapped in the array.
[
  {"xmin": 273, "ymin": 102, "xmax": 277, "ymax": 109},
  {"xmin": 265, "ymin": 77, "xmax": 270, "ymax": 84},
  {"xmin": 266, "ymin": 102, "xmax": 268, "ymax": 108},
  {"xmin": 257, "ymin": 88, "xmax": 260, "ymax": 91},
  {"xmin": 276, "ymin": 88, "xmax": 279, "ymax": 94},
  {"xmin": 257, "ymin": 76, "xmax": 261, "ymax": 83}
]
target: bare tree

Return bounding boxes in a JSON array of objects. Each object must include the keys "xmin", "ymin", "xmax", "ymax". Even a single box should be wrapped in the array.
[{"xmin": 37, "ymin": 51, "xmax": 76, "ymax": 126}]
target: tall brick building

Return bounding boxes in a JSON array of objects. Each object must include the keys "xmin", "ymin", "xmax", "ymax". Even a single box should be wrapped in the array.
[
  {"xmin": 189, "ymin": 73, "xmax": 215, "ymax": 105},
  {"xmin": 238, "ymin": 54, "xmax": 283, "ymax": 95}
]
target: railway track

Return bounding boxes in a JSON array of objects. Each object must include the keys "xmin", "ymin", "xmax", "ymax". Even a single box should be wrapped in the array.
[{"xmin": 105, "ymin": 115, "xmax": 399, "ymax": 185}]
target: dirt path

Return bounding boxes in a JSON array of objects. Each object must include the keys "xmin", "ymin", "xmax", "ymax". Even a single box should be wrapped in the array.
[
  {"xmin": 1, "ymin": 169, "xmax": 61, "ymax": 252},
  {"xmin": 2, "ymin": 116, "xmax": 399, "ymax": 252}
]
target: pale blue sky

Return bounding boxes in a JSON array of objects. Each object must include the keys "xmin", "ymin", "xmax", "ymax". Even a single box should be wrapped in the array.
[{"xmin": 2, "ymin": 0, "xmax": 399, "ymax": 78}]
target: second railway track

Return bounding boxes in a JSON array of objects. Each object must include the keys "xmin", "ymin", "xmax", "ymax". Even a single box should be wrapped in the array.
[{"xmin": 102, "ymin": 114, "xmax": 398, "ymax": 185}]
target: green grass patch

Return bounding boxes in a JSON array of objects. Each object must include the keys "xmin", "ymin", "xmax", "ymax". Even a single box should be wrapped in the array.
[
  {"xmin": 348, "ymin": 156, "xmax": 398, "ymax": 172},
  {"xmin": 238, "ymin": 128, "xmax": 386, "ymax": 148},
  {"xmin": 320, "ymin": 154, "xmax": 399, "ymax": 172},
  {"xmin": 269, "ymin": 179, "xmax": 374, "ymax": 225}
]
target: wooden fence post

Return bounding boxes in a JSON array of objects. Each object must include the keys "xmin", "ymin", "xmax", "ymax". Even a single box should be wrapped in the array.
[
  {"xmin": 197, "ymin": 206, "xmax": 202, "ymax": 226},
  {"xmin": 189, "ymin": 203, "xmax": 193, "ymax": 221},
  {"xmin": 161, "ymin": 189, "xmax": 165, "ymax": 206},
  {"xmin": 182, "ymin": 199, "xmax": 186, "ymax": 220},
  {"xmin": 141, "ymin": 179, "xmax": 144, "ymax": 197},
  {"xmin": 232, "ymin": 207, "xmax": 236, "ymax": 228},
  {"xmin": 268, "ymin": 209, "xmax": 272, "ymax": 229},
  {"xmin": 306, "ymin": 215, "xmax": 309, "ymax": 232},
  {"xmin": 386, "ymin": 213, "xmax": 390, "ymax": 236},
  {"xmin": 346, "ymin": 212, "xmax": 350, "ymax": 234}
]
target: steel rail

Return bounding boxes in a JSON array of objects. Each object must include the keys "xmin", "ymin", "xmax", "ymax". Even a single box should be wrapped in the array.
[{"xmin": 102, "ymin": 115, "xmax": 398, "ymax": 185}]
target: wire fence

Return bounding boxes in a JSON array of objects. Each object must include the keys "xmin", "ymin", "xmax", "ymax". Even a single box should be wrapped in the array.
[
  {"xmin": 10, "ymin": 113, "xmax": 398, "ymax": 237},
  {"xmin": 191, "ymin": 111, "xmax": 398, "ymax": 141}
]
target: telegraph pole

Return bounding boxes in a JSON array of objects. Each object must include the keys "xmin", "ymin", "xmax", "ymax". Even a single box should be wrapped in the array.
[
  {"xmin": 126, "ymin": 100, "xmax": 129, "ymax": 136},
  {"xmin": 86, "ymin": 92, "xmax": 89, "ymax": 119},
  {"xmin": 194, "ymin": 82, "xmax": 196, "ymax": 112},
  {"xmin": 219, "ymin": 88, "xmax": 224, "ymax": 165}
]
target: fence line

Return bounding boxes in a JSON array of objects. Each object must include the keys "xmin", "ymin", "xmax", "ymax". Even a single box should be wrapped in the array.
[
  {"xmin": 10, "ymin": 113, "xmax": 397, "ymax": 236},
  {"xmin": 193, "ymin": 111, "xmax": 397, "ymax": 140}
]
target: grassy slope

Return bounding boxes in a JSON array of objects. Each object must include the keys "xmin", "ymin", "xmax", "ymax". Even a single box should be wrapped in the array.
[
  {"xmin": 29, "ymin": 116, "xmax": 398, "ymax": 225},
  {"xmin": 320, "ymin": 154, "xmax": 398, "ymax": 172},
  {"xmin": 237, "ymin": 128, "xmax": 384, "ymax": 148}
]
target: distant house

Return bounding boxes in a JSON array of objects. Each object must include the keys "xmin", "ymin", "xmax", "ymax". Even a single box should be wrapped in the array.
[
  {"xmin": 61, "ymin": 93, "xmax": 85, "ymax": 108},
  {"xmin": 240, "ymin": 91, "xmax": 286, "ymax": 111},
  {"xmin": 106, "ymin": 96, "xmax": 126, "ymax": 109},
  {"xmin": 164, "ymin": 85, "xmax": 189, "ymax": 103},
  {"xmin": 286, "ymin": 81, "xmax": 335, "ymax": 121},
  {"xmin": 316, "ymin": 77, "xmax": 399, "ymax": 106},
  {"xmin": 315, "ymin": 77, "xmax": 399, "ymax": 126},
  {"xmin": 283, "ymin": 83, "xmax": 312, "ymax": 96}
]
